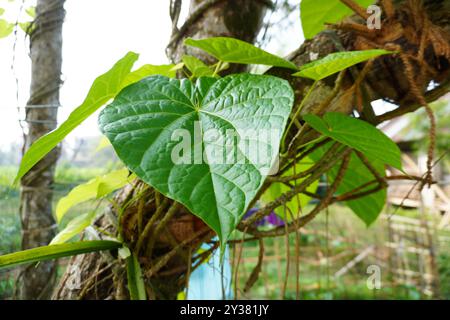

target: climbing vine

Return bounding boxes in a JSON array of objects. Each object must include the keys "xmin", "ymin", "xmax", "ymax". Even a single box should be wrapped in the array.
[{"xmin": 0, "ymin": 0, "xmax": 449, "ymax": 300}]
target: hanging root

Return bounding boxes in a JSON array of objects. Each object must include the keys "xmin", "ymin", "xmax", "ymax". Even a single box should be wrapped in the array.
[
  {"xmin": 396, "ymin": 45, "xmax": 437, "ymax": 189},
  {"xmin": 107, "ymin": 179, "xmax": 215, "ymax": 299},
  {"xmin": 331, "ymin": 0, "xmax": 447, "ymax": 188},
  {"xmin": 380, "ymin": 0, "xmax": 395, "ymax": 19},
  {"xmin": 243, "ymin": 238, "xmax": 264, "ymax": 293},
  {"xmin": 422, "ymin": 104, "xmax": 437, "ymax": 188},
  {"xmin": 143, "ymin": 0, "xmax": 447, "ymax": 298},
  {"xmin": 61, "ymin": 0, "xmax": 449, "ymax": 300},
  {"xmin": 238, "ymin": 0, "xmax": 449, "ymax": 252}
]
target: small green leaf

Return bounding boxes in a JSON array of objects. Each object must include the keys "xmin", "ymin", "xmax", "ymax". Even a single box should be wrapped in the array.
[
  {"xmin": 301, "ymin": 0, "xmax": 375, "ymax": 39},
  {"xmin": 293, "ymin": 50, "xmax": 392, "ymax": 80},
  {"xmin": 126, "ymin": 253, "xmax": 147, "ymax": 300},
  {"xmin": 261, "ymin": 157, "xmax": 318, "ymax": 220},
  {"xmin": 185, "ymin": 37, "xmax": 298, "ymax": 70},
  {"xmin": 15, "ymin": 52, "xmax": 140, "ymax": 183},
  {"xmin": 304, "ymin": 112, "xmax": 402, "ymax": 169},
  {"xmin": 0, "ymin": 19, "xmax": 13, "ymax": 38},
  {"xmin": 25, "ymin": 6, "xmax": 35, "ymax": 18},
  {"xmin": 96, "ymin": 171, "xmax": 135, "ymax": 198},
  {"xmin": 0, "ymin": 241, "xmax": 121, "ymax": 270},
  {"xmin": 121, "ymin": 63, "xmax": 176, "ymax": 88},
  {"xmin": 50, "ymin": 212, "xmax": 97, "ymax": 245},
  {"xmin": 95, "ymin": 135, "xmax": 111, "ymax": 152},
  {"xmin": 99, "ymin": 74, "xmax": 294, "ymax": 246},
  {"xmin": 182, "ymin": 55, "xmax": 214, "ymax": 77},
  {"xmin": 170, "ymin": 62, "xmax": 185, "ymax": 72},
  {"xmin": 56, "ymin": 168, "xmax": 134, "ymax": 222},
  {"xmin": 0, "ymin": 8, "xmax": 5, "ymax": 16},
  {"xmin": 19, "ymin": 21, "xmax": 34, "ymax": 34}
]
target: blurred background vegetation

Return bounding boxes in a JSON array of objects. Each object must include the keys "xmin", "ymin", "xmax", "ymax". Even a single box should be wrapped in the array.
[
  {"xmin": 1, "ymin": 132, "xmax": 448, "ymax": 300},
  {"xmin": 0, "ymin": 0, "xmax": 448, "ymax": 301}
]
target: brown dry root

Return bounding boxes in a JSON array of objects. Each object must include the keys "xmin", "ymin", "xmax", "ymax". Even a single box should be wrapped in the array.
[
  {"xmin": 337, "ymin": 0, "xmax": 446, "ymax": 186},
  {"xmin": 54, "ymin": 0, "xmax": 450, "ymax": 300},
  {"xmin": 322, "ymin": 0, "xmax": 447, "ymax": 186},
  {"xmin": 118, "ymin": 182, "xmax": 215, "ymax": 299},
  {"xmin": 232, "ymin": 0, "xmax": 450, "ymax": 289},
  {"xmin": 53, "ymin": 182, "xmax": 215, "ymax": 300}
]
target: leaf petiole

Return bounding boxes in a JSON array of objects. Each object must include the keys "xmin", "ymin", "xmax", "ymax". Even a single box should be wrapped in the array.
[
  {"xmin": 281, "ymin": 80, "xmax": 318, "ymax": 151},
  {"xmin": 212, "ymin": 60, "xmax": 223, "ymax": 77}
]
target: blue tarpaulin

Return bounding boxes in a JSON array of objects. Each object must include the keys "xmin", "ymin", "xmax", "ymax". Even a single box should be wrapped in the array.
[{"xmin": 186, "ymin": 241, "xmax": 233, "ymax": 300}]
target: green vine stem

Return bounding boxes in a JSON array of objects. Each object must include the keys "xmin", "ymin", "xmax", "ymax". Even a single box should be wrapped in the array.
[{"xmin": 281, "ymin": 80, "xmax": 318, "ymax": 151}]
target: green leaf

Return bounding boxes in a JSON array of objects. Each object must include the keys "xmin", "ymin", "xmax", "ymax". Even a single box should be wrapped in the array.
[
  {"xmin": 121, "ymin": 63, "xmax": 176, "ymax": 88},
  {"xmin": 25, "ymin": 6, "xmax": 35, "ymax": 18},
  {"xmin": 50, "ymin": 211, "xmax": 97, "ymax": 245},
  {"xmin": 304, "ymin": 112, "xmax": 402, "ymax": 169},
  {"xmin": 261, "ymin": 157, "xmax": 318, "ymax": 220},
  {"xmin": 293, "ymin": 50, "xmax": 392, "ymax": 80},
  {"xmin": 185, "ymin": 37, "xmax": 298, "ymax": 70},
  {"xmin": 182, "ymin": 55, "xmax": 215, "ymax": 77},
  {"xmin": 19, "ymin": 21, "xmax": 34, "ymax": 34},
  {"xmin": 340, "ymin": 155, "xmax": 386, "ymax": 225},
  {"xmin": 15, "ymin": 52, "xmax": 139, "ymax": 183},
  {"xmin": 95, "ymin": 135, "xmax": 111, "ymax": 152},
  {"xmin": 310, "ymin": 144, "xmax": 386, "ymax": 225},
  {"xmin": 126, "ymin": 253, "xmax": 147, "ymax": 300},
  {"xmin": 99, "ymin": 74, "xmax": 294, "ymax": 246},
  {"xmin": 0, "ymin": 19, "xmax": 13, "ymax": 38},
  {"xmin": 56, "ymin": 168, "xmax": 133, "ymax": 222},
  {"xmin": 301, "ymin": 0, "xmax": 375, "ymax": 39},
  {"xmin": 170, "ymin": 62, "xmax": 185, "ymax": 72},
  {"xmin": 0, "ymin": 8, "xmax": 5, "ymax": 16},
  {"xmin": 0, "ymin": 241, "xmax": 121, "ymax": 270}
]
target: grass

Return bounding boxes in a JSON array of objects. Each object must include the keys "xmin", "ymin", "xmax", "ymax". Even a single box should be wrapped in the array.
[
  {"xmin": 231, "ymin": 204, "xmax": 449, "ymax": 300},
  {"xmin": 0, "ymin": 165, "xmax": 106, "ymax": 299},
  {"xmin": 0, "ymin": 165, "xmax": 448, "ymax": 300},
  {"xmin": 0, "ymin": 165, "xmax": 107, "ymax": 254}
]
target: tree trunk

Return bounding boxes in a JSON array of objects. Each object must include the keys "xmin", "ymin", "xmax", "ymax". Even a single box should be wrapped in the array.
[
  {"xmin": 53, "ymin": 0, "xmax": 450, "ymax": 300},
  {"xmin": 18, "ymin": 0, "xmax": 65, "ymax": 300},
  {"xmin": 53, "ymin": 0, "xmax": 268, "ymax": 300}
]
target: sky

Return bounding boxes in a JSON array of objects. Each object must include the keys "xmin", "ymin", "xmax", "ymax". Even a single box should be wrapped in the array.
[
  {"xmin": 0, "ymin": 0, "xmax": 421, "ymax": 156},
  {"xmin": 0, "ymin": 0, "xmax": 188, "ymax": 150},
  {"xmin": 0, "ymin": 0, "xmax": 309, "ymax": 154}
]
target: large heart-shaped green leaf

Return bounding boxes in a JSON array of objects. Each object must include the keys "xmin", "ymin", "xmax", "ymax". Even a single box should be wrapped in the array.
[
  {"xmin": 99, "ymin": 74, "xmax": 294, "ymax": 245},
  {"xmin": 301, "ymin": 0, "xmax": 375, "ymax": 39},
  {"xmin": 185, "ymin": 37, "xmax": 298, "ymax": 70},
  {"xmin": 304, "ymin": 112, "xmax": 402, "ymax": 170},
  {"xmin": 293, "ymin": 50, "xmax": 392, "ymax": 80}
]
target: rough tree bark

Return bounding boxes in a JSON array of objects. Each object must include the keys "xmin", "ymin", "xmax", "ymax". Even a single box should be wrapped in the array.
[
  {"xmin": 53, "ymin": 0, "xmax": 268, "ymax": 300},
  {"xmin": 53, "ymin": 0, "xmax": 449, "ymax": 300},
  {"xmin": 18, "ymin": 0, "xmax": 65, "ymax": 300}
]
